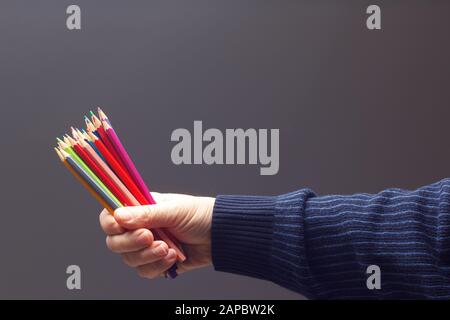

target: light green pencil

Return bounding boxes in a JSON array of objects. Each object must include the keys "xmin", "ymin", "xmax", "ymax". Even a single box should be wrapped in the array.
[{"xmin": 57, "ymin": 136, "xmax": 122, "ymax": 208}]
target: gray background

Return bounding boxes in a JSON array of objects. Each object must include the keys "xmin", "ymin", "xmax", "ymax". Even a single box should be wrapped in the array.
[{"xmin": 0, "ymin": 0, "xmax": 449, "ymax": 299}]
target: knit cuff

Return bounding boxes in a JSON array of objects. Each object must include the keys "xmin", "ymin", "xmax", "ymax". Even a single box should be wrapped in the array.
[{"xmin": 211, "ymin": 195, "xmax": 276, "ymax": 281}]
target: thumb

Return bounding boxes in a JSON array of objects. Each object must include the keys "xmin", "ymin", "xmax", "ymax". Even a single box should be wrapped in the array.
[{"xmin": 114, "ymin": 203, "xmax": 177, "ymax": 229}]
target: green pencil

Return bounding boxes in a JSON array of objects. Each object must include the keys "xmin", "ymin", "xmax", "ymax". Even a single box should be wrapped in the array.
[{"xmin": 57, "ymin": 136, "xmax": 122, "ymax": 208}]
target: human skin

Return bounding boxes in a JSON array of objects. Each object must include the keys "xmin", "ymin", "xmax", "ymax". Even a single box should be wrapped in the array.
[{"xmin": 99, "ymin": 192, "xmax": 215, "ymax": 278}]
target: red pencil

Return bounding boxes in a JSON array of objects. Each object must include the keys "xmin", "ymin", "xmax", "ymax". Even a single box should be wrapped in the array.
[
  {"xmin": 67, "ymin": 134, "xmax": 130, "ymax": 206},
  {"xmin": 91, "ymin": 114, "xmax": 129, "ymax": 173},
  {"xmin": 87, "ymin": 132, "xmax": 187, "ymax": 262},
  {"xmin": 87, "ymin": 131, "xmax": 148, "ymax": 205}
]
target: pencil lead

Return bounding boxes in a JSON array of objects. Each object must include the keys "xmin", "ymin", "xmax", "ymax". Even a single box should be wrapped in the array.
[{"xmin": 98, "ymin": 107, "xmax": 108, "ymax": 121}]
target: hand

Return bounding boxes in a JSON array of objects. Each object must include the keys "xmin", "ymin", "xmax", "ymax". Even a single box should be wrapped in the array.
[{"xmin": 99, "ymin": 192, "xmax": 215, "ymax": 279}]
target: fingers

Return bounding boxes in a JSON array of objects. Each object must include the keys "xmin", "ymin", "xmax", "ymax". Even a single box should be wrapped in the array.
[
  {"xmin": 136, "ymin": 249, "xmax": 178, "ymax": 279},
  {"xmin": 106, "ymin": 228, "xmax": 154, "ymax": 253},
  {"xmin": 114, "ymin": 202, "xmax": 177, "ymax": 230},
  {"xmin": 99, "ymin": 209, "xmax": 125, "ymax": 235},
  {"xmin": 121, "ymin": 240, "xmax": 169, "ymax": 267}
]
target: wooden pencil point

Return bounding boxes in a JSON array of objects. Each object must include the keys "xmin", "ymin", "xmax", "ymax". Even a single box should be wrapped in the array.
[
  {"xmin": 91, "ymin": 114, "xmax": 102, "ymax": 128},
  {"xmin": 87, "ymin": 131, "xmax": 98, "ymax": 141},
  {"xmin": 102, "ymin": 119, "xmax": 111, "ymax": 130},
  {"xmin": 54, "ymin": 147, "xmax": 64, "ymax": 161},
  {"xmin": 63, "ymin": 135, "xmax": 70, "ymax": 142},
  {"xmin": 59, "ymin": 147, "xmax": 70, "ymax": 158},
  {"xmin": 98, "ymin": 107, "xmax": 108, "ymax": 121},
  {"xmin": 58, "ymin": 138, "xmax": 69, "ymax": 149},
  {"xmin": 67, "ymin": 135, "xmax": 78, "ymax": 146}
]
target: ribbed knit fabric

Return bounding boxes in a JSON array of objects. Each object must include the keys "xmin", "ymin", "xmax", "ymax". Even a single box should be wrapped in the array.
[{"xmin": 212, "ymin": 178, "xmax": 450, "ymax": 299}]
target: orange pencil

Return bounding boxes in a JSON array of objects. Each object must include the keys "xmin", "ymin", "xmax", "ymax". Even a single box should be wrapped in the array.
[{"xmin": 54, "ymin": 147, "xmax": 114, "ymax": 214}]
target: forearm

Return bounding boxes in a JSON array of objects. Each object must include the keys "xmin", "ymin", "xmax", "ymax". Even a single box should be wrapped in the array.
[{"xmin": 211, "ymin": 179, "xmax": 450, "ymax": 299}]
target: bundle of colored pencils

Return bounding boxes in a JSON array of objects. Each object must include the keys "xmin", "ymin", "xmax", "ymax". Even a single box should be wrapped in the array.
[{"xmin": 54, "ymin": 108, "xmax": 185, "ymax": 278}]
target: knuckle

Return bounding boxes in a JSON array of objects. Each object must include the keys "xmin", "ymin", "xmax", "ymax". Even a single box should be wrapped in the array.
[{"xmin": 142, "ymin": 206, "xmax": 154, "ymax": 225}]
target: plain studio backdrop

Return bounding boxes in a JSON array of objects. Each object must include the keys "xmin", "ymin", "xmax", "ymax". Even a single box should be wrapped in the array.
[{"xmin": 0, "ymin": 1, "xmax": 449, "ymax": 299}]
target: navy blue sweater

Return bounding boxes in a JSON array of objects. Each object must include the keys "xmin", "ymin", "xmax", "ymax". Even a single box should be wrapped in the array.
[{"xmin": 211, "ymin": 178, "xmax": 450, "ymax": 299}]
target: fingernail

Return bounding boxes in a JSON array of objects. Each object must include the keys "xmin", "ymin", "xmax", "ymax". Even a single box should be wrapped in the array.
[
  {"xmin": 166, "ymin": 250, "xmax": 177, "ymax": 261},
  {"xmin": 137, "ymin": 231, "xmax": 151, "ymax": 245},
  {"xmin": 152, "ymin": 244, "xmax": 168, "ymax": 257},
  {"xmin": 115, "ymin": 209, "xmax": 132, "ymax": 221}
]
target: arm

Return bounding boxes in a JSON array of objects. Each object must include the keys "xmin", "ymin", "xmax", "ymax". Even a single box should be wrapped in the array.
[
  {"xmin": 213, "ymin": 179, "xmax": 450, "ymax": 299},
  {"xmin": 99, "ymin": 179, "xmax": 450, "ymax": 299}
]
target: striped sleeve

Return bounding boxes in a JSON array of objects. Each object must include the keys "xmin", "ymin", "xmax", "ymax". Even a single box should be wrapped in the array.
[{"xmin": 211, "ymin": 178, "xmax": 450, "ymax": 299}]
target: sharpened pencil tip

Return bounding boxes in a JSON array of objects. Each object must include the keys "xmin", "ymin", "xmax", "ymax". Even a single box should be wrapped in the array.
[
  {"xmin": 54, "ymin": 147, "xmax": 64, "ymax": 161},
  {"xmin": 59, "ymin": 147, "xmax": 70, "ymax": 158},
  {"xmin": 98, "ymin": 107, "xmax": 109, "ymax": 122}
]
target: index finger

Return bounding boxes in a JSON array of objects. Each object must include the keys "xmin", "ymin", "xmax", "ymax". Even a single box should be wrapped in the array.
[{"xmin": 99, "ymin": 208, "xmax": 125, "ymax": 235}]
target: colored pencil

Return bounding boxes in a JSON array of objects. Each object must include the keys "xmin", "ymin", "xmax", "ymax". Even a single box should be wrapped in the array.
[
  {"xmin": 84, "ymin": 116, "xmax": 100, "ymax": 139},
  {"xmin": 79, "ymin": 129, "xmax": 105, "ymax": 161},
  {"xmin": 55, "ymin": 148, "xmax": 115, "ymax": 214},
  {"xmin": 87, "ymin": 132, "xmax": 185, "ymax": 262},
  {"xmin": 68, "ymin": 133, "xmax": 129, "ymax": 206},
  {"xmin": 91, "ymin": 113, "xmax": 128, "ymax": 172},
  {"xmin": 55, "ymin": 109, "xmax": 186, "ymax": 278},
  {"xmin": 87, "ymin": 131, "xmax": 148, "ymax": 204},
  {"xmin": 58, "ymin": 137, "xmax": 122, "ymax": 208},
  {"xmin": 76, "ymin": 131, "xmax": 141, "ymax": 206},
  {"xmin": 99, "ymin": 117, "xmax": 187, "ymax": 262},
  {"xmin": 102, "ymin": 120, "xmax": 156, "ymax": 204},
  {"xmin": 98, "ymin": 107, "xmax": 111, "ymax": 125},
  {"xmin": 58, "ymin": 148, "xmax": 120, "ymax": 211}
]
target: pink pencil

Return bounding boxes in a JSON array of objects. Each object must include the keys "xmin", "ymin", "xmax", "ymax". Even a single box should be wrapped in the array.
[
  {"xmin": 102, "ymin": 120, "xmax": 156, "ymax": 204},
  {"xmin": 101, "ymin": 117, "xmax": 186, "ymax": 262}
]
